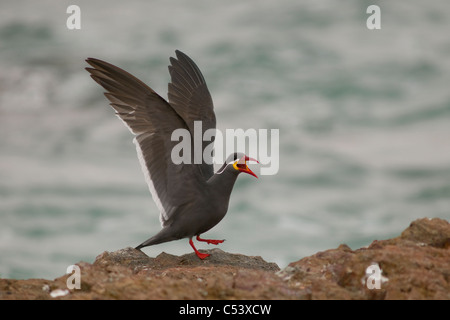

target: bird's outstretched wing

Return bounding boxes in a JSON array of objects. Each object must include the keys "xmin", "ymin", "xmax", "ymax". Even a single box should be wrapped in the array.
[
  {"xmin": 168, "ymin": 50, "xmax": 216, "ymax": 180},
  {"xmin": 86, "ymin": 56, "xmax": 207, "ymax": 227}
]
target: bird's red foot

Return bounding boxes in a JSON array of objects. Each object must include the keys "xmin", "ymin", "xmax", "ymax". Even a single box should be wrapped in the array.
[
  {"xmin": 196, "ymin": 252, "xmax": 210, "ymax": 260},
  {"xmin": 189, "ymin": 238, "xmax": 210, "ymax": 260},
  {"xmin": 196, "ymin": 235, "xmax": 225, "ymax": 245}
]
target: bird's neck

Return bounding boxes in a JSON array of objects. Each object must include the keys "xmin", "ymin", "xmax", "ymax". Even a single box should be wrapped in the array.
[{"xmin": 207, "ymin": 170, "xmax": 239, "ymax": 209}]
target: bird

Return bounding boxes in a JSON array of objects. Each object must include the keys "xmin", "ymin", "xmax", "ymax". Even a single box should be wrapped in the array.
[{"xmin": 85, "ymin": 50, "xmax": 258, "ymax": 259}]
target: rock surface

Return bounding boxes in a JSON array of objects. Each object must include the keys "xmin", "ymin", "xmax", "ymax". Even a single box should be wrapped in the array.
[{"xmin": 1, "ymin": 218, "xmax": 449, "ymax": 300}]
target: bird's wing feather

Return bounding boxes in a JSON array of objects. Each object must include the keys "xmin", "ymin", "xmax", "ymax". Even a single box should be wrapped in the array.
[
  {"xmin": 85, "ymin": 58, "xmax": 205, "ymax": 227},
  {"xmin": 168, "ymin": 50, "xmax": 216, "ymax": 180}
]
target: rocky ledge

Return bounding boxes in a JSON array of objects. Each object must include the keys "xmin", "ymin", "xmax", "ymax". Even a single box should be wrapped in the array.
[{"xmin": 1, "ymin": 218, "xmax": 449, "ymax": 300}]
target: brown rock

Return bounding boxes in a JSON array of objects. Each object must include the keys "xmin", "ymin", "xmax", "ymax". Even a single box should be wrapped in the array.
[
  {"xmin": 400, "ymin": 218, "xmax": 450, "ymax": 248},
  {"xmin": 93, "ymin": 247, "xmax": 280, "ymax": 272},
  {"xmin": 1, "ymin": 217, "xmax": 448, "ymax": 300},
  {"xmin": 280, "ymin": 218, "xmax": 450, "ymax": 299}
]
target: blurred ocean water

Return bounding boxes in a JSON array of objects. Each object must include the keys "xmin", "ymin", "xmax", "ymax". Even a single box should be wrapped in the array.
[{"xmin": 1, "ymin": 0, "xmax": 450, "ymax": 279}]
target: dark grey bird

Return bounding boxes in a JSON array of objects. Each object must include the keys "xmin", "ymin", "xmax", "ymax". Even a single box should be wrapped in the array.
[{"xmin": 85, "ymin": 50, "xmax": 258, "ymax": 259}]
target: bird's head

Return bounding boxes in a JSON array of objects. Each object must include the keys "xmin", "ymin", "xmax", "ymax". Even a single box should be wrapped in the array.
[
  {"xmin": 232, "ymin": 155, "xmax": 258, "ymax": 178},
  {"xmin": 220, "ymin": 152, "xmax": 259, "ymax": 178}
]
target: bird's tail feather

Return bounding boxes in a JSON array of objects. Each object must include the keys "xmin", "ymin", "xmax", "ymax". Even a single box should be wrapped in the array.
[
  {"xmin": 135, "ymin": 236, "xmax": 162, "ymax": 250},
  {"xmin": 135, "ymin": 228, "xmax": 179, "ymax": 250}
]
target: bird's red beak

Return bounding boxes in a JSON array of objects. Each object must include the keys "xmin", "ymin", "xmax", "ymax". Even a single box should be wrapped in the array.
[{"xmin": 236, "ymin": 156, "xmax": 259, "ymax": 178}]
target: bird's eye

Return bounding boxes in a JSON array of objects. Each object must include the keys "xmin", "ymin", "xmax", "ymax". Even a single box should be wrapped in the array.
[{"xmin": 233, "ymin": 160, "xmax": 246, "ymax": 170}]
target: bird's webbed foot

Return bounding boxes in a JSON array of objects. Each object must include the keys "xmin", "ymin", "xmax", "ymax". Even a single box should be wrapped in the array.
[{"xmin": 196, "ymin": 235, "xmax": 225, "ymax": 245}]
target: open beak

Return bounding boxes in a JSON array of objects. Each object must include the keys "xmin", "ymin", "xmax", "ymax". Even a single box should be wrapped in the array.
[{"xmin": 237, "ymin": 156, "xmax": 259, "ymax": 178}]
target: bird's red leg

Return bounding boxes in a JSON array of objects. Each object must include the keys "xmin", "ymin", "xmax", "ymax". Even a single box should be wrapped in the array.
[
  {"xmin": 189, "ymin": 237, "xmax": 210, "ymax": 259},
  {"xmin": 196, "ymin": 235, "xmax": 225, "ymax": 245}
]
